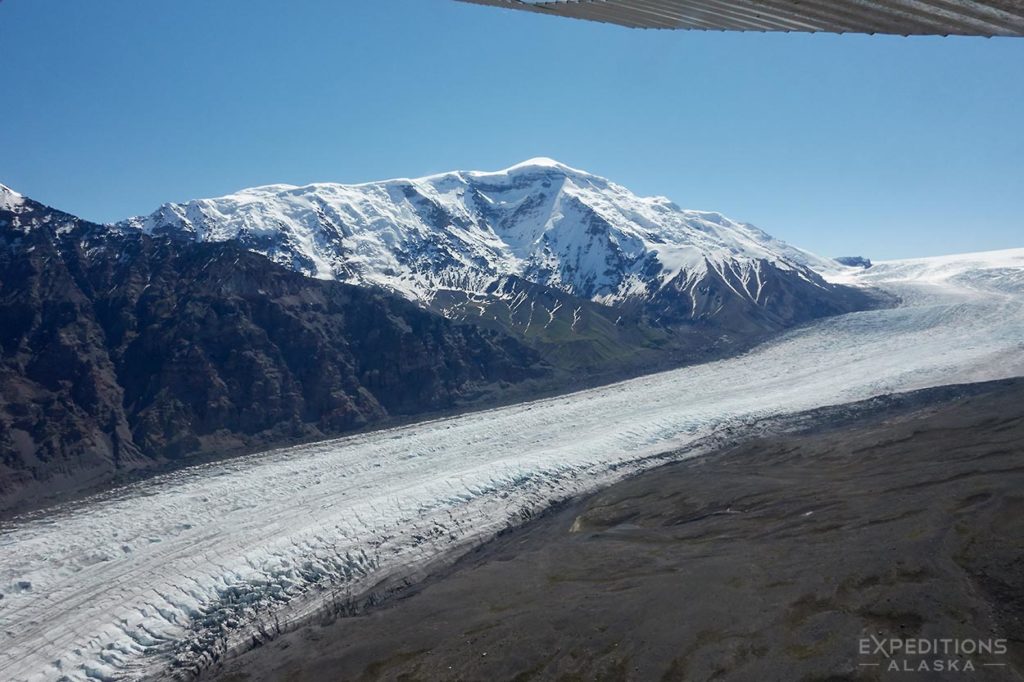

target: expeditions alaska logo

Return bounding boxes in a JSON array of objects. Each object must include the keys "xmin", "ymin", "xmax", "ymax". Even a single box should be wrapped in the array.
[{"xmin": 859, "ymin": 637, "xmax": 1009, "ymax": 673}]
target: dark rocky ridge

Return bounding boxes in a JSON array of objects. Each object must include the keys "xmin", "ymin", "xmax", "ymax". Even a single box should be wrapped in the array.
[
  {"xmin": 0, "ymin": 194, "xmax": 546, "ymax": 512},
  {"xmin": 835, "ymin": 255, "xmax": 873, "ymax": 269},
  {"xmin": 639, "ymin": 254, "xmax": 877, "ymax": 333},
  {"xmin": 430, "ymin": 255, "xmax": 885, "ymax": 376}
]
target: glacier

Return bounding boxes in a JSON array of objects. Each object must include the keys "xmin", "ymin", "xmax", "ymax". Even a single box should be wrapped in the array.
[{"xmin": 1, "ymin": 248, "xmax": 1023, "ymax": 681}]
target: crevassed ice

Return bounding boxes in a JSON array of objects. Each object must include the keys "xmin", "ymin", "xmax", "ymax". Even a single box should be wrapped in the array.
[{"xmin": 1, "ymin": 250, "xmax": 1023, "ymax": 681}]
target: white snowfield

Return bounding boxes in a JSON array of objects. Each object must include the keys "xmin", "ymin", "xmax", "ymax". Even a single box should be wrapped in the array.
[{"xmin": 2, "ymin": 249, "xmax": 1023, "ymax": 681}]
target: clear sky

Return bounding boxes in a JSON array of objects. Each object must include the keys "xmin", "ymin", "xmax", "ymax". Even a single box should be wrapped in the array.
[{"xmin": 1, "ymin": 0, "xmax": 1021, "ymax": 259}]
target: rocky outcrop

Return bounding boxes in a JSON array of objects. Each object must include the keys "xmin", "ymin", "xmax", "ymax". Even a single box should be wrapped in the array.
[{"xmin": 834, "ymin": 256, "xmax": 873, "ymax": 269}]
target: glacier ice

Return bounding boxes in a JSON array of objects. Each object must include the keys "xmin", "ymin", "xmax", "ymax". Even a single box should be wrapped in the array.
[{"xmin": 1, "ymin": 249, "xmax": 1023, "ymax": 681}]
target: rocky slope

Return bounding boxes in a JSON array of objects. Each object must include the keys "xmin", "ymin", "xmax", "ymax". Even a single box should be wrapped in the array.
[{"xmin": 0, "ymin": 186, "xmax": 545, "ymax": 511}]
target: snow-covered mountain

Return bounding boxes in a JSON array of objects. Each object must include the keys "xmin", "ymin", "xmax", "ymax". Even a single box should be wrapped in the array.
[{"xmin": 118, "ymin": 158, "xmax": 857, "ymax": 329}]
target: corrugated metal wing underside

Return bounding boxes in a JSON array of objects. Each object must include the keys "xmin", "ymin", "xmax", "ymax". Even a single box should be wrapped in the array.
[{"xmin": 458, "ymin": 0, "xmax": 1024, "ymax": 36}]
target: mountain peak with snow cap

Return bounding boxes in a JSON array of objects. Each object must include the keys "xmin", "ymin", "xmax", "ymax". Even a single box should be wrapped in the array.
[
  {"xmin": 467, "ymin": 157, "xmax": 608, "ymax": 185},
  {"xmin": 117, "ymin": 159, "xmax": 856, "ymax": 325},
  {"xmin": 491, "ymin": 157, "xmax": 582, "ymax": 173},
  {"xmin": 0, "ymin": 182, "xmax": 25, "ymax": 211}
]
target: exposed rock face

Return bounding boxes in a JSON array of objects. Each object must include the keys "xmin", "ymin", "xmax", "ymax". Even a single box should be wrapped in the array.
[
  {"xmin": 0, "ymin": 191, "xmax": 544, "ymax": 510},
  {"xmin": 834, "ymin": 256, "xmax": 873, "ymax": 269}
]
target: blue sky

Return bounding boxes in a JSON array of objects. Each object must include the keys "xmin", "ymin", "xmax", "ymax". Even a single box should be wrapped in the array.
[{"xmin": 1, "ymin": 0, "xmax": 1021, "ymax": 259}]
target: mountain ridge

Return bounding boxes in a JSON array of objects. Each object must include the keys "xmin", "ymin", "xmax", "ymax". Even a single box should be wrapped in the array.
[
  {"xmin": 116, "ymin": 158, "xmax": 843, "ymax": 307},
  {"xmin": 115, "ymin": 159, "xmax": 877, "ymax": 362}
]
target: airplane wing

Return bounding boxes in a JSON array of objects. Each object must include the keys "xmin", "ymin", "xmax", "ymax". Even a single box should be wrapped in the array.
[{"xmin": 456, "ymin": 0, "xmax": 1024, "ymax": 36}]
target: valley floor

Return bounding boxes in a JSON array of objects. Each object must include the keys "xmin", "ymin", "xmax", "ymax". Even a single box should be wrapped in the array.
[{"xmin": 212, "ymin": 378, "xmax": 1024, "ymax": 682}]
